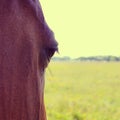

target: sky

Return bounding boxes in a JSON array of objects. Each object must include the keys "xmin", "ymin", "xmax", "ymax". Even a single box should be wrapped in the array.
[{"xmin": 40, "ymin": 0, "xmax": 120, "ymax": 58}]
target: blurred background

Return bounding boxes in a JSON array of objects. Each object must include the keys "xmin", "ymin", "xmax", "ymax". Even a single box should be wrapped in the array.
[
  {"xmin": 41, "ymin": 0, "xmax": 120, "ymax": 58},
  {"xmin": 41, "ymin": 0, "xmax": 120, "ymax": 120}
]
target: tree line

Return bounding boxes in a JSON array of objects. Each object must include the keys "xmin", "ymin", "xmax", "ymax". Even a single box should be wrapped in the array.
[{"xmin": 52, "ymin": 56, "xmax": 120, "ymax": 62}]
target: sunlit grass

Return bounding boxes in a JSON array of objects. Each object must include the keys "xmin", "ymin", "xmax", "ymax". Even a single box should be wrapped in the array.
[{"xmin": 45, "ymin": 61, "xmax": 120, "ymax": 120}]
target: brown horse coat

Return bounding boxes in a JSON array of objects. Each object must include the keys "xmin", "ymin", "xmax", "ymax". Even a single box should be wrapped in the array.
[{"xmin": 0, "ymin": 0, "xmax": 58, "ymax": 120}]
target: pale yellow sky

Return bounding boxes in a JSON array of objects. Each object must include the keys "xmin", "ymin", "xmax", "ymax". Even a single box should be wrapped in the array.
[{"xmin": 41, "ymin": 0, "xmax": 120, "ymax": 58}]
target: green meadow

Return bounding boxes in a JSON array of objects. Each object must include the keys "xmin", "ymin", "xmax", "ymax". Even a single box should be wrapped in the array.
[{"xmin": 45, "ymin": 61, "xmax": 120, "ymax": 120}]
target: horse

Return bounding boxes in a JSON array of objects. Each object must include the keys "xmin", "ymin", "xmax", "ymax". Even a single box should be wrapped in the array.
[{"xmin": 0, "ymin": 0, "xmax": 58, "ymax": 120}]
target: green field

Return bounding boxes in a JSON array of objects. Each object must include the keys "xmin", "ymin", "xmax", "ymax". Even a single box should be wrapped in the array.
[{"xmin": 45, "ymin": 61, "xmax": 120, "ymax": 120}]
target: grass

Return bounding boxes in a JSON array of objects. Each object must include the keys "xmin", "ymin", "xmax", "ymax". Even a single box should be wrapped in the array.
[{"xmin": 45, "ymin": 61, "xmax": 120, "ymax": 120}]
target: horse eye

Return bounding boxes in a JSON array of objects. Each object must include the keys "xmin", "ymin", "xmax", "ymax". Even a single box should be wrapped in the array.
[{"xmin": 46, "ymin": 46, "xmax": 58, "ymax": 61}]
